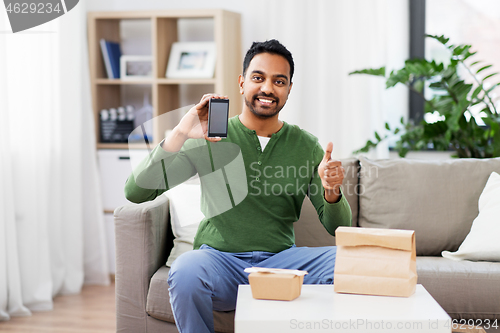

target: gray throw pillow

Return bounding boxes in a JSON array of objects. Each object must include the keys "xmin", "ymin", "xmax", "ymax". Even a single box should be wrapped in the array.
[{"xmin": 358, "ymin": 156, "xmax": 500, "ymax": 256}]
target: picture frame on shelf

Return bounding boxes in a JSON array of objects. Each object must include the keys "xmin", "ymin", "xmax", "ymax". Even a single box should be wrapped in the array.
[
  {"xmin": 165, "ymin": 42, "xmax": 216, "ymax": 79},
  {"xmin": 120, "ymin": 55, "xmax": 153, "ymax": 80}
]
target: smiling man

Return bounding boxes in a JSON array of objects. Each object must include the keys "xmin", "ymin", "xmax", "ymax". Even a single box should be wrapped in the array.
[{"xmin": 124, "ymin": 39, "xmax": 352, "ymax": 333}]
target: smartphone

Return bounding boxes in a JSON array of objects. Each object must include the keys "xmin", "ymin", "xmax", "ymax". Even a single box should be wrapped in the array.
[{"xmin": 207, "ymin": 98, "xmax": 229, "ymax": 138}]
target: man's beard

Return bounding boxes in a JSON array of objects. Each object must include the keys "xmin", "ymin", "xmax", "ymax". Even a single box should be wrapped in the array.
[{"xmin": 244, "ymin": 93, "xmax": 283, "ymax": 119}]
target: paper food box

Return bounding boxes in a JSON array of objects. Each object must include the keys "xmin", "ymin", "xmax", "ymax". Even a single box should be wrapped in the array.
[
  {"xmin": 244, "ymin": 267, "xmax": 308, "ymax": 301},
  {"xmin": 333, "ymin": 226, "xmax": 417, "ymax": 297}
]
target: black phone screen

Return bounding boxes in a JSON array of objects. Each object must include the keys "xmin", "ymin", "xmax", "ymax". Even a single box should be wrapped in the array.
[{"xmin": 208, "ymin": 99, "xmax": 229, "ymax": 137}]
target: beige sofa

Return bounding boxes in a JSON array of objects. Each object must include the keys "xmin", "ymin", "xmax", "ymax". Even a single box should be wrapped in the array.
[{"xmin": 114, "ymin": 157, "xmax": 500, "ymax": 333}]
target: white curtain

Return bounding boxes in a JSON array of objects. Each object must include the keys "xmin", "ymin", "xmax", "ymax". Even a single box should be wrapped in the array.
[
  {"xmin": 0, "ymin": 1, "xmax": 109, "ymax": 322},
  {"xmin": 243, "ymin": 0, "xmax": 409, "ymax": 159}
]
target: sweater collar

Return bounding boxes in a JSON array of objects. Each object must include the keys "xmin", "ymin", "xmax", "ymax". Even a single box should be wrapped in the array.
[{"xmin": 232, "ymin": 115, "xmax": 287, "ymax": 139}]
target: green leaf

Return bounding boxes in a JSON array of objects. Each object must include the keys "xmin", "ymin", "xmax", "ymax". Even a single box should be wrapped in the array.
[
  {"xmin": 477, "ymin": 64, "xmax": 493, "ymax": 74},
  {"xmin": 483, "ymin": 73, "xmax": 498, "ymax": 81},
  {"xmin": 375, "ymin": 131, "xmax": 382, "ymax": 141},
  {"xmin": 400, "ymin": 116, "xmax": 405, "ymax": 125},
  {"xmin": 429, "ymin": 82, "xmax": 445, "ymax": 89},
  {"xmin": 451, "ymin": 44, "xmax": 475, "ymax": 61},
  {"xmin": 470, "ymin": 60, "xmax": 482, "ymax": 66},
  {"xmin": 484, "ymin": 118, "xmax": 500, "ymax": 131},
  {"xmin": 430, "ymin": 60, "xmax": 445, "ymax": 72},
  {"xmin": 402, "ymin": 59, "xmax": 437, "ymax": 78},
  {"xmin": 385, "ymin": 122, "xmax": 391, "ymax": 131},
  {"xmin": 413, "ymin": 80, "xmax": 425, "ymax": 93},
  {"xmin": 394, "ymin": 128, "xmax": 400, "ymax": 134},
  {"xmin": 424, "ymin": 101, "xmax": 436, "ymax": 114},
  {"xmin": 471, "ymin": 85, "xmax": 482, "ymax": 100},
  {"xmin": 484, "ymin": 129, "xmax": 492, "ymax": 140},
  {"xmin": 491, "ymin": 120, "xmax": 500, "ymax": 134},
  {"xmin": 415, "ymin": 140, "xmax": 427, "ymax": 150},
  {"xmin": 426, "ymin": 34, "xmax": 449, "ymax": 45},
  {"xmin": 445, "ymin": 130, "xmax": 452, "ymax": 142},
  {"xmin": 481, "ymin": 106, "xmax": 493, "ymax": 116},
  {"xmin": 463, "ymin": 51, "xmax": 477, "ymax": 60},
  {"xmin": 452, "ymin": 44, "xmax": 467, "ymax": 56},
  {"xmin": 399, "ymin": 147, "xmax": 409, "ymax": 158},
  {"xmin": 423, "ymin": 121, "xmax": 447, "ymax": 137},
  {"xmin": 353, "ymin": 139, "xmax": 379, "ymax": 154},
  {"xmin": 491, "ymin": 128, "xmax": 500, "ymax": 157},
  {"xmin": 458, "ymin": 114, "xmax": 468, "ymax": 130},
  {"xmin": 486, "ymin": 82, "xmax": 500, "ymax": 94},
  {"xmin": 349, "ymin": 67, "xmax": 386, "ymax": 77},
  {"xmin": 445, "ymin": 72, "xmax": 461, "ymax": 86},
  {"xmin": 433, "ymin": 96, "xmax": 455, "ymax": 114},
  {"xmin": 452, "ymin": 81, "xmax": 473, "ymax": 100},
  {"xmin": 386, "ymin": 68, "xmax": 410, "ymax": 88}
]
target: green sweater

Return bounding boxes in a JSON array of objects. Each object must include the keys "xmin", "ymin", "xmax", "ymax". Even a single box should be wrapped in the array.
[{"xmin": 124, "ymin": 115, "xmax": 352, "ymax": 253}]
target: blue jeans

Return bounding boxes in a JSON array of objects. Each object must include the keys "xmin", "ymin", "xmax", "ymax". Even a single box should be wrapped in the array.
[{"xmin": 167, "ymin": 244, "xmax": 337, "ymax": 333}]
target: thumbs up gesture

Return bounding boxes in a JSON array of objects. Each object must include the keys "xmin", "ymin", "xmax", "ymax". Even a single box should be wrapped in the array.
[{"xmin": 318, "ymin": 142, "xmax": 345, "ymax": 203}]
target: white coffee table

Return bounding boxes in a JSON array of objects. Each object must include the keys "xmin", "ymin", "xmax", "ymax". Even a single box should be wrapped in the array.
[{"xmin": 235, "ymin": 284, "xmax": 451, "ymax": 333}]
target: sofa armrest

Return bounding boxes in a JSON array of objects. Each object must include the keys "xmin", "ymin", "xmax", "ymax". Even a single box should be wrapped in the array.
[{"xmin": 114, "ymin": 194, "xmax": 170, "ymax": 333}]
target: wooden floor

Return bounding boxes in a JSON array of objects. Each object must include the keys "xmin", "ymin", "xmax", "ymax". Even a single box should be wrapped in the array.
[{"xmin": 0, "ymin": 282, "xmax": 115, "ymax": 333}]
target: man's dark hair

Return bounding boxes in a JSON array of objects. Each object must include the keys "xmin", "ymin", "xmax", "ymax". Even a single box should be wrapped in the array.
[{"xmin": 242, "ymin": 39, "xmax": 294, "ymax": 82}]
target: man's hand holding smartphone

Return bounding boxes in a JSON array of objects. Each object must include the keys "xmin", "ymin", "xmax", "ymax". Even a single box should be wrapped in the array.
[{"xmin": 161, "ymin": 94, "xmax": 228, "ymax": 152}]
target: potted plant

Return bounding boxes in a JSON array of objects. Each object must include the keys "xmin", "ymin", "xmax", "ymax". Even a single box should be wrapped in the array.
[{"xmin": 351, "ymin": 34, "xmax": 500, "ymax": 158}]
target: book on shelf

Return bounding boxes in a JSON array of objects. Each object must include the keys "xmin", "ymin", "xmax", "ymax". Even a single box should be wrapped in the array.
[{"xmin": 100, "ymin": 39, "xmax": 122, "ymax": 79}]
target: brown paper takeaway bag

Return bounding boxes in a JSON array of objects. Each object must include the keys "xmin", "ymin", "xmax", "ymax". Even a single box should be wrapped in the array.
[{"xmin": 333, "ymin": 227, "xmax": 417, "ymax": 297}]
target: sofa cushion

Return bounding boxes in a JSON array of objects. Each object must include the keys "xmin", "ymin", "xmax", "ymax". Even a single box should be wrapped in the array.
[
  {"xmin": 293, "ymin": 158, "xmax": 358, "ymax": 247},
  {"xmin": 358, "ymin": 156, "xmax": 500, "ymax": 256},
  {"xmin": 338, "ymin": 158, "xmax": 359, "ymax": 226},
  {"xmin": 164, "ymin": 180, "xmax": 204, "ymax": 267},
  {"xmin": 417, "ymin": 257, "xmax": 500, "ymax": 320},
  {"xmin": 442, "ymin": 171, "xmax": 500, "ymax": 262},
  {"xmin": 146, "ymin": 266, "xmax": 235, "ymax": 333}
]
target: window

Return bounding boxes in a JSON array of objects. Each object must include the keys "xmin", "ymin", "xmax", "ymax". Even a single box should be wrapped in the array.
[{"xmin": 409, "ymin": 0, "xmax": 500, "ymax": 124}]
